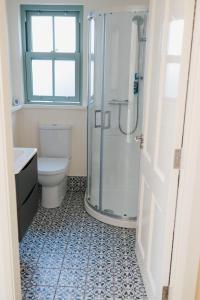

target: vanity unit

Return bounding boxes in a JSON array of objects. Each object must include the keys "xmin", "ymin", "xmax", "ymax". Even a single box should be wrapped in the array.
[{"xmin": 14, "ymin": 148, "xmax": 39, "ymax": 241}]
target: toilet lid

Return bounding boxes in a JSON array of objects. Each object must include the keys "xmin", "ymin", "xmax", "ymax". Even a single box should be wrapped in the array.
[{"xmin": 38, "ymin": 157, "xmax": 69, "ymax": 175}]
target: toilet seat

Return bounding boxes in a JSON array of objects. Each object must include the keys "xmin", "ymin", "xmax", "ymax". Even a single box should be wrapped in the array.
[{"xmin": 38, "ymin": 157, "xmax": 69, "ymax": 175}]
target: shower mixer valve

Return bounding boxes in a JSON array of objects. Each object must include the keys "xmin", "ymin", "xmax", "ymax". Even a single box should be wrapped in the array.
[
  {"xmin": 134, "ymin": 73, "xmax": 142, "ymax": 95},
  {"xmin": 134, "ymin": 80, "xmax": 139, "ymax": 95}
]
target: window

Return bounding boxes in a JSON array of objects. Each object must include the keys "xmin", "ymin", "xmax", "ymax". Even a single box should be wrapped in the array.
[{"xmin": 21, "ymin": 5, "xmax": 83, "ymax": 104}]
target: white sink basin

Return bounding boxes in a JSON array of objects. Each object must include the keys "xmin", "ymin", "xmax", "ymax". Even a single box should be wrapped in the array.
[
  {"xmin": 14, "ymin": 147, "xmax": 37, "ymax": 174},
  {"xmin": 14, "ymin": 148, "xmax": 24, "ymax": 161}
]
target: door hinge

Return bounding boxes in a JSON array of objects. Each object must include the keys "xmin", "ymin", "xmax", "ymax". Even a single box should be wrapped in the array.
[
  {"xmin": 162, "ymin": 286, "xmax": 169, "ymax": 300},
  {"xmin": 173, "ymin": 149, "xmax": 182, "ymax": 169}
]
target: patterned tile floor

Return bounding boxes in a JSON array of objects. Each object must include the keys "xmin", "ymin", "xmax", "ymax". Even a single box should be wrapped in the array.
[{"xmin": 20, "ymin": 190, "xmax": 147, "ymax": 300}]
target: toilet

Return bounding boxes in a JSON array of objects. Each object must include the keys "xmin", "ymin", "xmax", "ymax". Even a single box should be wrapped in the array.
[{"xmin": 38, "ymin": 124, "xmax": 72, "ymax": 208}]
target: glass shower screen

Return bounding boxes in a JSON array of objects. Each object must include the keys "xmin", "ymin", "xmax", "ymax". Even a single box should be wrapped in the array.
[{"xmin": 86, "ymin": 12, "xmax": 147, "ymax": 227}]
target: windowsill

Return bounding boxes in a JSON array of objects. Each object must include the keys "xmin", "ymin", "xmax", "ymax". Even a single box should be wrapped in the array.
[
  {"xmin": 22, "ymin": 104, "xmax": 87, "ymax": 110},
  {"xmin": 11, "ymin": 105, "xmax": 23, "ymax": 112}
]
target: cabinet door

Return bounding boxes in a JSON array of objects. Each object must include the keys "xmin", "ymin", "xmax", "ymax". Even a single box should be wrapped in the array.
[
  {"xmin": 18, "ymin": 184, "xmax": 38, "ymax": 241},
  {"xmin": 15, "ymin": 155, "xmax": 38, "ymax": 206}
]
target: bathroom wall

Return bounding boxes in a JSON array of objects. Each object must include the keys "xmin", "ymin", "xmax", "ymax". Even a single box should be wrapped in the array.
[
  {"xmin": 17, "ymin": 107, "xmax": 87, "ymax": 176},
  {"xmin": 11, "ymin": 111, "xmax": 20, "ymax": 146},
  {"xmin": 7, "ymin": 0, "xmax": 148, "ymax": 176}
]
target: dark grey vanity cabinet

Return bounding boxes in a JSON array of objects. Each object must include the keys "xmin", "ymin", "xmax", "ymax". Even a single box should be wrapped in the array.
[{"xmin": 15, "ymin": 154, "xmax": 39, "ymax": 241}]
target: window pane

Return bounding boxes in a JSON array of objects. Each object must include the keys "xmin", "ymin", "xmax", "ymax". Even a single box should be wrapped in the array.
[
  {"xmin": 55, "ymin": 60, "xmax": 75, "ymax": 97},
  {"xmin": 32, "ymin": 60, "xmax": 52, "ymax": 96},
  {"xmin": 54, "ymin": 17, "xmax": 76, "ymax": 52},
  {"xmin": 31, "ymin": 16, "xmax": 53, "ymax": 52}
]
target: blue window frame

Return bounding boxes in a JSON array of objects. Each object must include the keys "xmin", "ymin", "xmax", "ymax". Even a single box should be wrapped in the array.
[{"xmin": 21, "ymin": 5, "xmax": 83, "ymax": 105}]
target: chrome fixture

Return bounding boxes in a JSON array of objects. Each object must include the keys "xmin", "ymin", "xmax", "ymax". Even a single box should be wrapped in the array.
[
  {"xmin": 108, "ymin": 99, "xmax": 128, "ymax": 105},
  {"xmin": 108, "ymin": 97, "xmax": 139, "ymax": 136},
  {"xmin": 135, "ymin": 134, "xmax": 144, "ymax": 149},
  {"xmin": 94, "ymin": 110, "xmax": 111, "ymax": 130}
]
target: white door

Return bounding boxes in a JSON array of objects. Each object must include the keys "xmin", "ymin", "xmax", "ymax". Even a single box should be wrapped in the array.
[{"xmin": 136, "ymin": 0, "xmax": 195, "ymax": 299}]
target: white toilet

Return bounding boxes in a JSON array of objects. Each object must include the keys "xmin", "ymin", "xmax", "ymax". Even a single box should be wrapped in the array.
[{"xmin": 38, "ymin": 124, "xmax": 72, "ymax": 208}]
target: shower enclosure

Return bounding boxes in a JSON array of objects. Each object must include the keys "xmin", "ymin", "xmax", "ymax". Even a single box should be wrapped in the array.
[{"xmin": 85, "ymin": 11, "xmax": 147, "ymax": 228}]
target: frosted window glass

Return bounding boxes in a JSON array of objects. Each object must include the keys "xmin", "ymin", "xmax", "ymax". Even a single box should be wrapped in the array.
[
  {"xmin": 55, "ymin": 60, "xmax": 75, "ymax": 96},
  {"xmin": 90, "ymin": 60, "xmax": 94, "ymax": 97},
  {"xmin": 165, "ymin": 63, "xmax": 180, "ymax": 98},
  {"xmin": 31, "ymin": 16, "xmax": 53, "ymax": 52},
  {"xmin": 167, "ymin": 20, "xmax": 184, "ymax": 56},
  {"xmin": 32, "ymin": 60, "xmax": 52, "ymax": 96},
  {"xmin": 55, "ymin": 17, "xmax": 76, "ymax": 52}
]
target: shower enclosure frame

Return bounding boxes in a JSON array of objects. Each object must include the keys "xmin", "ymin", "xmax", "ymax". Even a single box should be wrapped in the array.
[{"xmin": 85, "ymin": 11, "xmax": 147, "ymax": 228}]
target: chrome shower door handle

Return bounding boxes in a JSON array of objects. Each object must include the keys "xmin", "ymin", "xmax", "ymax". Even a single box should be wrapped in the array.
[
  {"xmin": 135, "ymin": 134, "xmax": 144, "ymax": 149},
  {"xmin": 104, "ymin": 111, "xmax": 111, "ymax": 130},
  {"xmin": 94, "ymin": 110, "xmax": 102, "ymax": 128},
  {"xmin": 95, "ymin": 110, "xmax": 111, "ymax": 129}
]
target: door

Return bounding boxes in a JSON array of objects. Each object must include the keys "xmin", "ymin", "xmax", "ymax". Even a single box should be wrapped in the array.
[
  {"xmin": 101, "ymin": 12, "xmax": 144, "ymax": 218},
  {"xmin": 87, "ymin": 12, "xmax": 146, "ymax": 220},
  {"xmin": 87, "ymin": 15, "xmax": 104, "ymax": 209},
  {"xmin": 136, "ymin": 0, "xmax": 195, "ymax": 299}
]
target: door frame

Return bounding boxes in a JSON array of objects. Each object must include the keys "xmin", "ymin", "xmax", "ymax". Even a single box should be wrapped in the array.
[
  {"xmin": 0, "ymin": 0, "xmax": 21, "ymax": 299},
  {"xmin": 169, "ymin": 0, "xmax": 200, "ymax": 298}
]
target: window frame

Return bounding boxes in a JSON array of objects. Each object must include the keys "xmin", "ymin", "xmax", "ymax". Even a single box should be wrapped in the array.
[{"xmin": 21, "ymin": 5, "xmax": 83, "ymax": 105}]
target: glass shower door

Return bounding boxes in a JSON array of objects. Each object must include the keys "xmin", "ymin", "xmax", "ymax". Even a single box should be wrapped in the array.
[
  {"xmin": 87, "ymin": 16, "xmax": 104, "ymax": 210},
  {"xmin": 87, "ymin": 12, "xmax": 146, "ymax": 223},
  {"xmin": 101, "ymin": 12, "xmax": 144, "ymax": 219}
]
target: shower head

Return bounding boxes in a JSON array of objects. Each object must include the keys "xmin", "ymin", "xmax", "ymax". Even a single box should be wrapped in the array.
[
  {"xmin": 132, "ymin": 15, "xmax": 147, "ymax": 42},
  {"xmin": 132, "ymin": 15, "xmax": 144, "ymax": 25}
]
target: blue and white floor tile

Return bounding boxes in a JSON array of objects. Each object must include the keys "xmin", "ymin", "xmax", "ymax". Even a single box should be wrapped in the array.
[{"xmin": 20, "ymin": 190, "xmax": 147, "ymax": 299}]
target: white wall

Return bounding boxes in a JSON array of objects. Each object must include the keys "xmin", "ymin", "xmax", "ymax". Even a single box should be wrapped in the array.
[
  {"xmin": 11, "ymin": 110, "xmax": 20, "ymax": 146},
  {"xmin": 0, "ymin": 0, "xmax": 21, "ymax": 298},
  {"xmin": 7, "ymin": 0, "xmax": 148, "ymax": 176},
  {"xmin": 17, "ymin": 107, "xmax": 87, "ymax": 176}
]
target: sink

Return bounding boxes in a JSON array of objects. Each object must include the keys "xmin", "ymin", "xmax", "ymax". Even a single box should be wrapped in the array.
[
  {"xmin": 14, "ymin": 148, "xmax": 24, "ymax": 161},
  {"xmin": 14, "ymin": 147, "xmax": 37, "ymax": 174}
]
